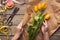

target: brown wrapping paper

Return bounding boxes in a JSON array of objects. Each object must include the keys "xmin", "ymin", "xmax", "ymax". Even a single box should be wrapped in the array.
[{"xmin": 20, "ymin": 0, "xmax": 60, "ymax": 40}]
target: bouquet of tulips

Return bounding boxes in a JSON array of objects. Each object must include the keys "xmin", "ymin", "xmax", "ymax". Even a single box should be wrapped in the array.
[{"xmin": 27, "ymin": 2, "xmax": 50, "ymax": 40}]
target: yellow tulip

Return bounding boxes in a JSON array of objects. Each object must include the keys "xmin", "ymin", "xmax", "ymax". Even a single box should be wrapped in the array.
[
  {"xmin": 44, "ymin": 13, "xmax": 51, "ymax": 20},
  {"xmin": 33, "ymin": 5, "xmax": 38, "ymax": 12},
  {"xmin": 41, "ymin": 2, "xmax": 46, "ymax": 9},
  {"xmin": 37, "ymin": 2, "xmax": 46, "ymax": 10},
  {"xmin": 37, "ymin": 3, "xmax": 41, "ymax": 10}
]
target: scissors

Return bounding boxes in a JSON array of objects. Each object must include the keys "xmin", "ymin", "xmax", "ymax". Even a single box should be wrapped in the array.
[{"xmin": 4, "ymin": 7, "xmax": 19, "ymax": 26}]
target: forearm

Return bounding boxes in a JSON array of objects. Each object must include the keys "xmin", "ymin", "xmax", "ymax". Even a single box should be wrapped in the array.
[
  {"xmin": 43, "ymin": 32, "xmax": 49, "ymax": 40},
  {"xmin": 17, "ymin": 13, "xmax": 30, "ymax": 29},
  {"xmin": 12, "ymin": 13, "xmax": 30, "ymax": 40}
]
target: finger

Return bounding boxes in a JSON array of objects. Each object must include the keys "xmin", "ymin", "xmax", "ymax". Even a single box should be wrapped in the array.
[
  {"xmin": 45, "ymin": 20, "xmax": 47, "ymax": 24},
  {"xmin": 41, "ymin": 25, "xmax": 45, "ymax": 33},
  {"xmin": 43, "ymin": 20, "xmax": 48, "ymax": 28},
  {"xmin": 43, "ymin": 22, "xmax": 46, "ymax": 26},
  {"xmin": 43, "ymin": 20, "xmax": 47, "ymax": 25}
]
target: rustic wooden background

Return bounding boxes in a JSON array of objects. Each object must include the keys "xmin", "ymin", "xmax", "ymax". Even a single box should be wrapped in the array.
[
  {"xmin": 0, "ymin": 0, "xmax": 28, "ymax": 40},
  {"xmin": 0, "ymin": 0, "xmax": 60, "ymax": 40}
]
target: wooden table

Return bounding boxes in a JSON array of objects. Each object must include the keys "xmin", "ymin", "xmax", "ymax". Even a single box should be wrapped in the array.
[
  {"xmin": 0, "ymin": 0, "xmax": 60, "ymax": 40},
  {"xmin": 0, "ymin": 0, "xmax": 27, "ymax": 40}
]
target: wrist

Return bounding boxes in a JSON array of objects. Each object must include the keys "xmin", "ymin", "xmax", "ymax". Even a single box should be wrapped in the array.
[
  {"xmin": 17, "ymin": 22, "xmax": 23, "ymax": 29},
  {"xmin": 43, "ymin": 32, "xmax": 48, "ymax": 35},
  {"xmin": 45, "ymin": 28, "xmax": 48, "ymax": 32},
  {"xmin": 42, "ymin": 28, "xmax": 48, "ymax": 34}
]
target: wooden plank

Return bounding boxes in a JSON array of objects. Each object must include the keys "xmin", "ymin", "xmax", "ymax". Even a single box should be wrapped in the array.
[
  {"xmin": 0, "ymin": 15, "xmax": 24, "ymax": 25},
  {"xmin": 6, "ymin": 15, "xmax": 24, "ymax": 25},
  {"xmin": 0, "ymin": 36, "xmax": 13, "ymax": 40}
]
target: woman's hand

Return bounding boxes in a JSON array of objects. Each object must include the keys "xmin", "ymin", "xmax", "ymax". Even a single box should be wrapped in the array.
[
  {"xmin": 12, "ymin": 23, "xmax": 23, "ymax": 40},
  {"xmin": 41, "ymin": 20, "xmax": 49, "ymax": 40},
  {"xmin": 12, "ymin": 28, "xmax": 23, "ymax": 40},
  {"xmin": 41, "ymin": 20, "xmax": 48, "ymax": 34}
]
